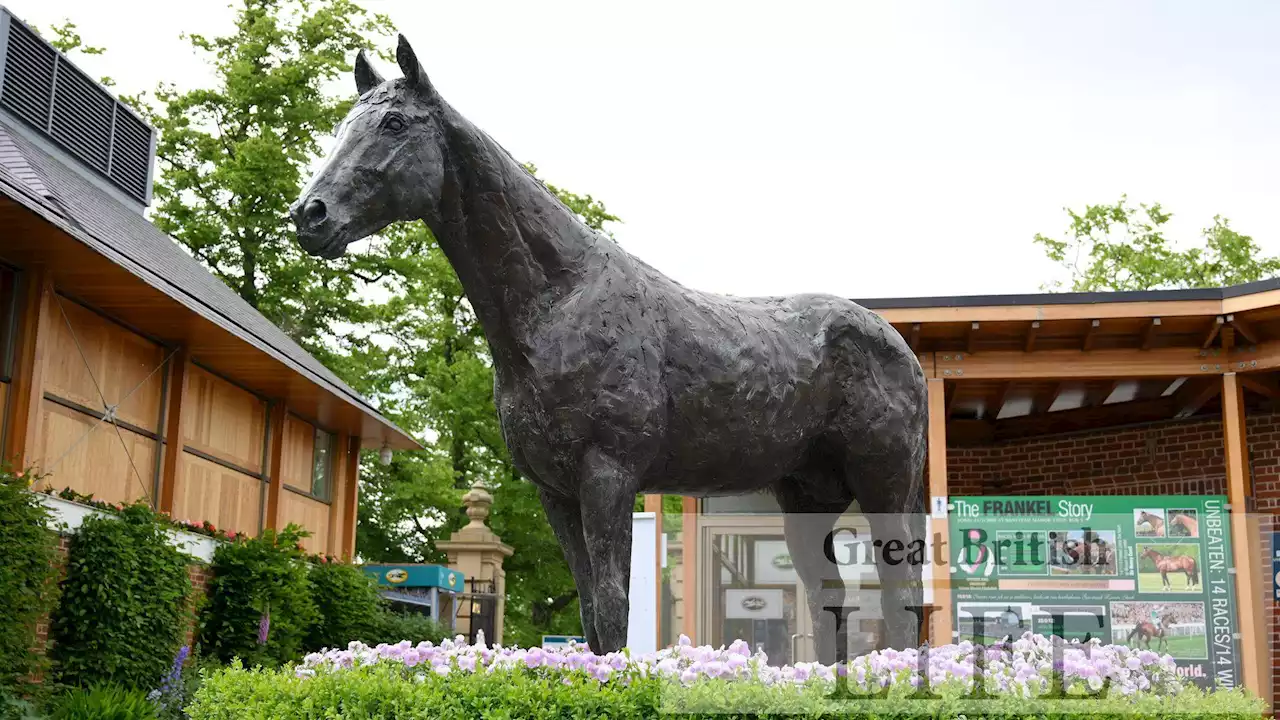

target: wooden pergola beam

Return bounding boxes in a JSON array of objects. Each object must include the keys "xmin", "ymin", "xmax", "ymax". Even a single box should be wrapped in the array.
[
  {"xmin": 1228, "ymin": 340, "xmax": 1280, "ymax": 372},
  {"xmin": 1221, "ymin": 373, "xmax": 1266, "ymax": 700},
  {"xmin": 1024, "ymin": 321, "xmax": 1040, "ymax": 353},
  {"xmin": 872, "ymin": 299, "xmax": 1221, "ymax": 324},
  {"xmin": 967, "ymin": 322, "xmax": 979, "ymax": 355},
  {"xmin": 1082, "ymin": 319, "xmax": 1101, "ymax": 351},
  {"xmin": 926, "ymin": 378, "xmax": 952, "ymax": 644},
  {"xmin": 1202, "ymin": 316, "xmax": 1225, "ymax": 349},
  {"xmin": 1240, "ymin": 374, "xmax": 1280, "ymax": 400},
  {"xmin": 1140, "ymin": 317, "xmax": 1162, "ymax": 350},
  {"xmin": 908, "ymin": 323, "xmax": 921, "ymax": 351},
  {"xmin": 991, "ymin": 395, "xmax": 1179, "ymax": 442},
  {"xmin": 1084, "ymin": 379, "xmax": 1122, "ymax": 408},
  {"xmin": 983, "ymin": 381, "xmax": 1015, "ymax": 420},
  {"xmin": 937, "ymin": 347, "xmax": 1217, "ymax": 380},
  {"xmin": 1226, "ymin": 313, "xmax": 1259, "ymax": 346},
  {"xmin": 1173, "ymin": 379, "xmax": 1221, "ymax": 419},
  {"xmin": 1030, "ymin": 382, "xmax": 1067, "ymax": 416}
]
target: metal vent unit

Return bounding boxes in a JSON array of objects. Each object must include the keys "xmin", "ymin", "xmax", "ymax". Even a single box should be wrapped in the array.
[{"xmin": 0, "ymin": 8, "xmax": 155, "ymax": 207}]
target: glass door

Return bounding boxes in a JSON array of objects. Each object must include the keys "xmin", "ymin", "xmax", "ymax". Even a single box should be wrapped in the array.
[
  {"xmin": 698, "ymin": 515, "xmax": 812, "ymax": 665},
  {"xmin": 698, "ymin": 510, "xmax": 888, "ymax": 664}
]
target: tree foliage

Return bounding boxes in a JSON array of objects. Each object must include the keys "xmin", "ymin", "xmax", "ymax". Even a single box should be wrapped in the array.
[
  {"xmin": 59, "ymin": 0, "xmax": 629, "ymax": 645},
  {"xmin": 137, "ymin": 0, "xmax": 396, "ymax": 368},
  {"xmin": 1034, "ymin": 196, "xmax": 1280, "ymax": 291}
]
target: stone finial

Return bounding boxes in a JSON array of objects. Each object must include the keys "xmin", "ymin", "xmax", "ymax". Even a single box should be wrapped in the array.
[{"xmin": 462, "ymin": 480, "xmax": 493, "ymax": 529}]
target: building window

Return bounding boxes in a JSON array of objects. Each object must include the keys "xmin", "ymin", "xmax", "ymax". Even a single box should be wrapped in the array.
[
  {"xmin": 0, "ymin": 266, "xmax": 17, "ymax": 382},
  {"xmin": 311, "ymin": 427, "xmax": 334, "ymax": 501}
]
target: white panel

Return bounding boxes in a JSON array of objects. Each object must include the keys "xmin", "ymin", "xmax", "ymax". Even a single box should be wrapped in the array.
[
  {"xmin": 627, "ymin": 512, "xmax": 658, "ymax": 654},
  {"xmin": 725, "ymin": 588, "xmax": 785, "ymax": 619}
]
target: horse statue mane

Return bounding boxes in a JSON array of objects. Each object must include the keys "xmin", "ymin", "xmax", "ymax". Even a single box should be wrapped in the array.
[{"xmin": 291, "ymin": 35, "xmax": 929, "ymax": 661}]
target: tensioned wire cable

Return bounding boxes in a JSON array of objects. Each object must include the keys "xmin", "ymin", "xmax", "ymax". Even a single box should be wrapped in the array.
[{"xmin": 44, "ymin": 294, "xmax": 178, "ymax": 505}]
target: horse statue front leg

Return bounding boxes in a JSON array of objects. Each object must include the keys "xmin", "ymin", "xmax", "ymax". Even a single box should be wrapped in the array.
[
  {"xmin": 577, "ymin": 447, "xmax": 642, "ymax": 654},
  {"xmin": 538, "ymin": 488, "xmax": 601, "ymax": 652}
]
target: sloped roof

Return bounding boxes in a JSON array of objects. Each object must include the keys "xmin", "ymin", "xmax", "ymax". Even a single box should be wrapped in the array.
[{"xmin": 0, "ymin": 119, "xmax": 415, "ymax": 448}]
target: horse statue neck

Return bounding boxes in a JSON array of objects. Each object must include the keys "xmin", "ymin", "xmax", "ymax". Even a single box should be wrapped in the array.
[{"xmin": 424, "ymin": 105, "xmax": 608, "ymax": 367}]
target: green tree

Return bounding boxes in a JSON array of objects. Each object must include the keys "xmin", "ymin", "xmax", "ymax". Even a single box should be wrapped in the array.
[
  {"xmin": 1034, "ymin": 196, "xmax": 1280, "ymax": 291},
  {"xmin": 137, "ymin": 0, "xmax": 394, "ymax": 368}
]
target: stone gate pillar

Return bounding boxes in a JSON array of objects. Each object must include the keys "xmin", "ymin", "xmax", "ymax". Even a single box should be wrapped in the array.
[{"xmin": 438, "ymin": 480, "xmax": 513, "ymax": 646}]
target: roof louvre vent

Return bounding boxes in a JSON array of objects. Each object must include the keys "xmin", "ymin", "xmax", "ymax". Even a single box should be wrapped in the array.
[{"xmin": 0, "ymin": 9, "xmax": 155, "ymax": 207}]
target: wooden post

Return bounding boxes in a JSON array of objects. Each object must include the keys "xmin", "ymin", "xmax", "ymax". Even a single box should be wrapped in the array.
[
  {"xmin": 341, "ymin": 436, "xmax": 360, "ymax": 559},
  {"xmin": 157, "ymin": 350, "xmax": 189, "ymax": 515},
  {"xmin": 644, "ymin": 494, "xmax": 663, "ymax": 648},
  {"xmin": 326, "ymin": 433, "xmax": 349, "ymax": 557},
  {"xmin": 927, "ymin": 378, "xmax": 953, "ymax": 644},
  {"xmin": 263, "ymin": 403, "xmax": 287, "ymax": 531},
  {"xmin": 1222, "ymin": 373, "xmax": 1266, "ymax": 700},
  {"xmin": 682, "ymin": 496, "xmax": 698, "ymax": 642},
  {"xmin": 5, "ymin": 268, "xmax": 51, "ymax": 469}
]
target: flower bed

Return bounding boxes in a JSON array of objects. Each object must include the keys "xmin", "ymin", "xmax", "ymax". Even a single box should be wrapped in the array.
[{"xmin": 188, "ymin": 634, "xmax": 1264, "ymax": 719}]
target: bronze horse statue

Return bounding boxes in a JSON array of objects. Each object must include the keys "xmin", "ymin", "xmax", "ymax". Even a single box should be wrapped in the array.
[
  {"xmin": 290, "ymin": 36, "xmax": 928, "ymax": 661},
  {"xmin": 1142, "ymin": 547, "xmax": 1199, "ymax": 590}
]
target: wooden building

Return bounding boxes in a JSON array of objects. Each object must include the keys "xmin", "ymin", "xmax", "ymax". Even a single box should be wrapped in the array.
[
  {"xmin": 0, "ymin": 12, "xmax": 416, "ymax": 557},
  {"xmin": 662, "ymin": 283, "xmax": 1280, "ymax": 703}
]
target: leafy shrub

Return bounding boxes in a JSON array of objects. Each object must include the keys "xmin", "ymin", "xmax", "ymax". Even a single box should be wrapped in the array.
[
  {"xmin": 198, "ymin": 525, "xmax": 316, "ymax": 668},
  {"xmin": 304, "ymin": 561, "xmax": 382, "ymax": 652},
  {"xmin": 50, "ymin": 503, "xmax": 192, "ymax": 690},
  {"xmin": 188, "ymin": 649, "xmax": 1264, "ymax": 720},
  {"xmin": 52, "ymin": 684, "xmax": 157, "ymax": 720},
  {"xmin": 0, "ymin": 470, "xmax": 59, "ymax": 692},
  {"xmin": 366, "ymin": 610, "xmax": 448, "ymax": 647}
]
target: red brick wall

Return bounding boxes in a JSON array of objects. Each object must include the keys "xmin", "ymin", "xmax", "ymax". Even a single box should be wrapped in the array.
[{"xmin": 947, "ymin": 410, "xmax": 1280, "ymax": 699}]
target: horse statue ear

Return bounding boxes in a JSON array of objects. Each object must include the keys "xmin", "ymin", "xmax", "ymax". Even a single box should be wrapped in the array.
[
  {"xmin": 354, "ymin": 49, "xmax": 384, "ymax": 95},
  {"xmin": 396, "ymin": 34, "xmax": 436, "ymax": 96}
]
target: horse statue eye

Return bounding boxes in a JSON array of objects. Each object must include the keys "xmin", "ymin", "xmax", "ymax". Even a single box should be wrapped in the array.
[{"xmin": 383, "ymin": 115, "xmax": 406, "ymax": 133}]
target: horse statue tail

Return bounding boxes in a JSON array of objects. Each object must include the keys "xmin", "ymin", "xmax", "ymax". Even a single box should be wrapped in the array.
[
  {"xmin": 1191, "ymin": 564, "xmax": 1200, "ymax": 586},
  {"xmin": 1127, "ymin": 625, "xmax": 1141, "ymax": 641}
]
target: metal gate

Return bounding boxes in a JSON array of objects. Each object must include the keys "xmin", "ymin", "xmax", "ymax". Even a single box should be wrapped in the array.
[{"xmin": 466, "ymin": 578, "xmax": 497, "ymax": 646}]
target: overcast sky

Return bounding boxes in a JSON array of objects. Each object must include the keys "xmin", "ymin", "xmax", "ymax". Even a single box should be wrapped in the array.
[{"xmin": 9, "ymin": 0, "xmax": 1280, "ymax": 299}]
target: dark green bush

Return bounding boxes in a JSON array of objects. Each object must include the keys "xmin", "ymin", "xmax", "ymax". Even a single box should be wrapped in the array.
[
  {"xmin": 187, "ymin": 662, "xmax": 1265, "ymax": 720},
  {"xmin": 198, "ymin": 525, "xmax": 316, "ymax": 668},
  {"xmin": 50, "ymin": 503, "xmax": 192, "ymax": 691},
  {"xmin": 304, "ymin": 561, "xmax": 382, "ymax": 651},
  {"xmin": 0, "ymin": 471, "xmax": 59, "ymax": 692},
  {"xmin": 52, "ymin": 684, "xmax": 157, "ymax": 720},
  {"xmin": 367, "ymin": 609, "xmax": 448, "ymax": 647}
]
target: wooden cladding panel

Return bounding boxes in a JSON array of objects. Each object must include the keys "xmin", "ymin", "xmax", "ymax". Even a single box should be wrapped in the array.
[
  {"xmin": 172, "ymin": 452, "xmax": 262, "ymax": 534},
  {"xmin": 32, "ymin": 399, "xmax": 156, "ymax": 504},
  {"xmin": 281, "ymin": 414, "xmax": 315, "ymax": 490},
  {"xmin": 183, "ymin": 365, "xmax": 266, "ymax": 473},
  {"xmin": 42, "ymin": 298, "xmax": 164, "ymax": 431},
  {"xmin": 280, "ymin": 489, "xmax": 330, "ymax": 554}
]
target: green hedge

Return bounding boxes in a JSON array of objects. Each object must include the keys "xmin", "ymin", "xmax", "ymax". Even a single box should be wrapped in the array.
[
  {"xmin": 0, "ymin": 472, "xmax": 59, "ymax": 692},
  {"xmin": 305, "ymin": 561, "xmax": 383, "ymax": 652},
  {"xmin": 187, "ymin": 662, "xmax": 1265, "ymax": 720},
  {"xmin": 50, "ymin": 503, "xmax": 192, "ymax": 690},
  {"xmin": 198, "ymin": 525, "xmax": 317, "ymax": 668}
]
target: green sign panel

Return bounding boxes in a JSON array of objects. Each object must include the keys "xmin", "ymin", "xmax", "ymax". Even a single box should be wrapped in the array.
[{"xmin": 949, "ymin": 496, "xmax": 1238, "ymax": 689}]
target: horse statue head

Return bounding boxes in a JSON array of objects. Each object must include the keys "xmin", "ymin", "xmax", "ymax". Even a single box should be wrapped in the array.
[{"xmin": 291, "ymin": 35, "xmax": 447, "ymax": 258}]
